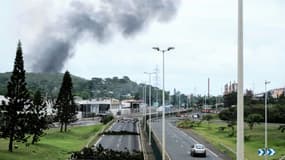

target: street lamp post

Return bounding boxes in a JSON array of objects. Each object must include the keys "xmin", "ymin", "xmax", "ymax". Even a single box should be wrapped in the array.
[
  {"xmin": 178, "ymin": 93, "xmax": 181, "ymax": 112},
  {"xmin": 237, "ymin": 0, "xmax": 244, "ymax": 159},
  {"xmin": 143, "ymin": 83, "xmax": 147, "ymax": 131},
  {"xmin": 265, "ymin": 80, "xmax": 270, "ymax": 160},
  {"xmin": 144, "ymin": 72, "xmax": 155, "ymax": 145},
  {"xmin": 216, "ymin": 96, "xmax": 218, "ymax": 113},
  {"xmin": 152, "ymin": 47, "xmax": 174, "ymax": 160}
]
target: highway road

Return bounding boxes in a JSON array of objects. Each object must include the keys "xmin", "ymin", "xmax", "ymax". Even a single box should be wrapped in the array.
[
  {"xmin": 95, "ymin": 118, "xmax": 141, "ymax": 152},
  {"xmin": 151, "ymin": 117, "xmax": 223, "ymax": 160}
]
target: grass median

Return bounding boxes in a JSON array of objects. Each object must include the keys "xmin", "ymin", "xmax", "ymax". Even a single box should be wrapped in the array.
[
  {"xmin": 0, "ymin": 124, "xmax": 104, "ymax": 160},
  {"xmin": 177, "ymin": 118, "xmax": 285, "ymax": 160}
]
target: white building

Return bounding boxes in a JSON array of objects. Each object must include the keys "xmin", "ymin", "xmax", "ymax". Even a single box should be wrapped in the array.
[
  {"xmin": 76, "ymin": 99, "xmax": 121, "ymax": 118},
  {"xmin": 121, "ymin": 99, "xmax": 144, "ymax": 114}
]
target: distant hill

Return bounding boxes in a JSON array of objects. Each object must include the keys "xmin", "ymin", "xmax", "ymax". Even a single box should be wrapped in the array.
[
  {"xmin": 0, "ymin": 73, "xmax": 163, "ymax": 101},
  {"xmin": 0, "ymin": 72, "xmax": 91, "ymax": 99}
]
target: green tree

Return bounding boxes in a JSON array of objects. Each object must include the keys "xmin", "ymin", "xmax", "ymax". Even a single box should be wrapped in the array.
[
  {"xmin": 244, "ymin": 89, "xmax": 253, "ymax": 105},
  {"xmin": 245, "ymin": 113, "xmax": 263, "ymax": 130},
  {"xmin": 223, "ymin": 92, "xmax": 237, "ymax": 108},
  {"xmin": 54, "ymin": 71, "xmax": 77, "ymax": 132},
  {"xmin": 219, "ymin": 107, "xmax": 236, "ymax": 136},
  {"xmin": 0, "ymin": 41, "xmax": 31, "ymax": 152},
  {"xmin": 27, "ymin": 90, "xmax": 49, "ymax": 144}
]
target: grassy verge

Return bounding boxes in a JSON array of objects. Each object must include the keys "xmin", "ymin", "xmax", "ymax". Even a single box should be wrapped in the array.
[
  {"xmin": 0, "ymin": 124, "xmax": 104, "ymax": 160},
  {"xmin": 178, "ymin": 119, "xmax": 285, "ymax": 160}
]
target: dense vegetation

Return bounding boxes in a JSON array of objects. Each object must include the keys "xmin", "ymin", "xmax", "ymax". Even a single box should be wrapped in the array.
[
  {"xmin": 71, "ymin": 144, "xmax": 143, "ymax": 160},
  {"xmin": 0, "ymin": 42, "xmax": 79, "ymax": 153},
  {"xmin": 0, "ymin": 73, "xmax": 172, "ymax": 103},
  {"xmin": 0, "ymin": 72, "xmax": 91, "ymax": 99},
  {"xmin": 100, "ymin": 115, "xmax": 114, "ymax": 124},
  {"xmin": 220, "ymin": 91, "xmax": 285, "ymax": 126}
]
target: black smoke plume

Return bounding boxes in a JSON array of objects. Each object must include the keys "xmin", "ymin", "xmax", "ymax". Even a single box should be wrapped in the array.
[{"xmin": 31, "ymin": 0, "xmax": 180, "ymax": 72}]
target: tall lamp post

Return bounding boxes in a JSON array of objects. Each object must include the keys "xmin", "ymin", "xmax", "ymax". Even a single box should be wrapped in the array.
[
  {"xmin": 144, "ymin": 72, "xmax": 155, "ymax": 145},
  {"xmin": 265, "ymin": 80, "xmax": 270, "ymax": 160},
  {"xmin": 152, "ymin": 47, "xmax": 174, "ymax": 160},
  {"xmin": 237, "ymin": 0, "xmax": 244, "ymax": 159},
  {"xmin": 143, "ymin": 82, "xmax": 147, "ymax": 131}
]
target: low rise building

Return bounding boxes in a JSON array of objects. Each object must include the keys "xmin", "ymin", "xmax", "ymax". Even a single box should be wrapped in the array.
[
  {"xmin": 76, "ymin": 98, "xmax": 120, "ymax": 119},
  {"xmin": 121, "ymin": 99, "xmax": 144, "ymax": 113}
]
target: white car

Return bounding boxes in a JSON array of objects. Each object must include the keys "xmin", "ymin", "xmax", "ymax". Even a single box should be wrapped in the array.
[{"xmin": 190, "ymin": 144, "xmax": 206, "ymax": 157}]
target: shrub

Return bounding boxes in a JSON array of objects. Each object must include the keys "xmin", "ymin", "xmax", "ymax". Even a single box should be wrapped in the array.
[
  {"xmin": 70, "ymin": 144, "xmax": 143, "ymax": 160},
  {"xmin": 177, "ymin": 119, "xmax": 195, "ymax": 128},
  {"xmin": 245, "ymin": 134, "xmax": 251, "ymax": 142},
  {"xmin": 100, "ymin": 115, "xmax": 114, "ymax": 124}
]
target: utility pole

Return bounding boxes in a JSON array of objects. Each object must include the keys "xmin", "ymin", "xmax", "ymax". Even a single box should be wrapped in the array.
[
  {"xmin": 155, "ymin": 65, "xmax": 159, "ymax": 106},
  {"xmin": 178, "ymin": 92, "xmax": 181, "ymax": 112},
  {"xmin": 216, "ymin": 96, "xmax": 218, "ymax": 113},
  {"xmin": 208, "ymin": 78, "xmax": 210, "ymax": 97},
  {"xmin": 237, "ymin": 0, "xmax": 244, "ymax": 159},
  {"xmin": 152, "ymin": 47, "xmax": 174, "ymax": 160},
  {"xmin": 143, "ymin": 82, "xmax": 147, "ymax": 131},
  {"xmin": 265, "ymin": 80, "xmax": 270, "ymax": 160},
  {"xmin": 144, "ymin": 72, "xmax": 155, "ymax": 145},
  {"xmin": 155, "ymin": 66, "xmax": 159, "ymax": 119}
]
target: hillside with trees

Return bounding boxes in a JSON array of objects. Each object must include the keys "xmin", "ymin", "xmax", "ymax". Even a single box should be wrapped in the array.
[
  {"xmin": 0, "ymin": 72, "xmax": 91, "ymax": 99},
  {"xmin": 0, "ymin": 73, "xmax": 173, "ymax": 105}
]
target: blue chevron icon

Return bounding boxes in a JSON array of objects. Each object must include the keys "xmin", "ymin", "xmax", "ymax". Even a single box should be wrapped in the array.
[{"xmin": 258, "ymin": 148, "xmax": 276, "ymax": 156}]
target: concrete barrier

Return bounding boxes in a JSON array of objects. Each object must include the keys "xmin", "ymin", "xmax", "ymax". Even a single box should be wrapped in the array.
[{"xmin": 147, "ymin": 121, "xmax": 172, "ymax": 160}]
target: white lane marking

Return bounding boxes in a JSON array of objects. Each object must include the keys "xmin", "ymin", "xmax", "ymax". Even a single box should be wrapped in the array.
[
  {"xmin": 94, "ymin": 135, "xmax": 104, "ymax": 147},
  {"xmin": 167, "ymin": 121, "xmax": 219, "ymax": 158},
  {"xmin": 206, "ymin": 147, "xmax": 219, "ymax": 158},
  {"xmin": 137, "ymin": 123, "xmax": 142, "ymax": 151},
  {"xmin": 117, "ymin": 135, "xmax": 123, "ymax": 148}
]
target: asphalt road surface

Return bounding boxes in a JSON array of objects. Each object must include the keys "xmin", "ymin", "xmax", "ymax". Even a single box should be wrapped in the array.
[
  {"xmin": 151, "ymin": 117, "xmax": 223, "ymax": 160},
  {"xmin": 95, "ymin": 118, "xmax": 140, "ymax": 152}
]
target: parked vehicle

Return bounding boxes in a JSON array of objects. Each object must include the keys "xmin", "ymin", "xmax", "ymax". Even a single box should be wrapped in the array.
[{"xmin": 190, "ymin": 144, "xmax": 206, "ymax": 157}]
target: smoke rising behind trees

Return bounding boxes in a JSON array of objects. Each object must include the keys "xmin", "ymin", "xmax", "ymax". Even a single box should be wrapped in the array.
[{"xmin": 30, "ymin": 0, "xmax": 180, "ymax": 72}]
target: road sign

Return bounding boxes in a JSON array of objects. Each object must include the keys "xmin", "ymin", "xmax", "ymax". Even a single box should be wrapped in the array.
[
  {"xmin": 258, "ymin": 149, "xmax": 265, "ymax": 156},
  {"xmin": 258, "ymin": 148, "xmax": 276, "ymax": 156},
  {"xmin": 267, "ymin": 148, "xmax": 276, "ymax": 156}
]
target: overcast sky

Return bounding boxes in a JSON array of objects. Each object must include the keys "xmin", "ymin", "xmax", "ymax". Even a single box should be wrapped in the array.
[{"xmin": 1, "ymin": 0, "xmax": 285, "ymax": 96}]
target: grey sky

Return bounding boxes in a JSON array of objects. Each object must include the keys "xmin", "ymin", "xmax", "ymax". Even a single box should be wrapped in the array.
[{"xmin": 1, "ymin": 0, "xmax": 285, "ymax": 96}]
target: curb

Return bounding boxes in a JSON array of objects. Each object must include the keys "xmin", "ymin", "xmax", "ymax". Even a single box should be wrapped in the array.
[{"xmin": 139, "ymin": 120, "xmax": 148, "ymax": 160}]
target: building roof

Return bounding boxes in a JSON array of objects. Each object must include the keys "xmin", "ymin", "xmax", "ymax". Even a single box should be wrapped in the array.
[{"xmin": 76, "ymin": 98, "xmax": 120, "ymax": 105}]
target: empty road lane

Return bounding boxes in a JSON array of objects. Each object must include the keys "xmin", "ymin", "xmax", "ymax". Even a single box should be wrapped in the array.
[
  {"xmin": 151, "ymin": 117, "xmax": 223, "ymax": 160},
  {"xmin": 95, "ymin": 118, "xmax": 140, "ymax": 152}
]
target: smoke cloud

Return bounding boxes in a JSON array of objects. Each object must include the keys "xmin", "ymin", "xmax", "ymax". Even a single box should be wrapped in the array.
[{"xmin": 31, "ymin": 0, "xmax": 180, "ymax": 72}]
